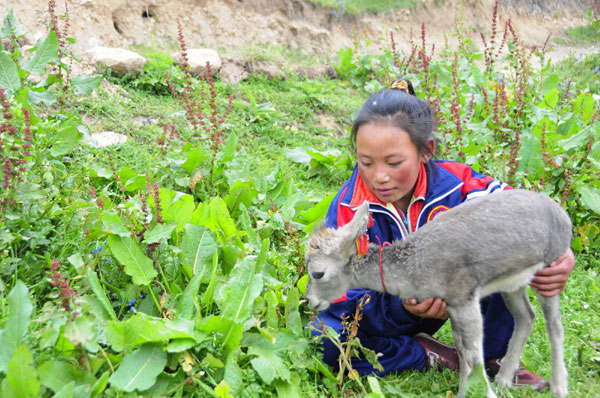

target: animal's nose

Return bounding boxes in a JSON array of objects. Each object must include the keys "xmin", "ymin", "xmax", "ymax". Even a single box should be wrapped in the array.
[{"xmin": 311, "ymin": 271, "xmax": 324, "ymax": 279}]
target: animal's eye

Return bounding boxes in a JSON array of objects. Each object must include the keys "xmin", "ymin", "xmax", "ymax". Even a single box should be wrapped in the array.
[{"xmin": 311, "ymin": 271, "xmax": 324, "ymax": 280}]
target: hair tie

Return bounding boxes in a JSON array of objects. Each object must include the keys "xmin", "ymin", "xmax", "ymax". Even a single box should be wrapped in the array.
[{"xmin": 390, "ymin": 80, "xmax": 409, "ymax": 93}]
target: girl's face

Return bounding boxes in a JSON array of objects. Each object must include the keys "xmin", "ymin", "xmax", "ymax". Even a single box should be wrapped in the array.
[{"xmin": 356, "ymin": 122, "xmax": 431, "ymax": 210}]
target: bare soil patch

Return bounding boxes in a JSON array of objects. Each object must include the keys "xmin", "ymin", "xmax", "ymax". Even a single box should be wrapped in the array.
[{"xmin": 2, "ymin": 0, "xmax": 597, "ymax": 71}]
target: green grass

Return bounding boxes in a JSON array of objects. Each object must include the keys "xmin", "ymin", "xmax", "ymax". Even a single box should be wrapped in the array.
[
  {"xmin": 553, "ymin": 23, "xmax": 600, "ymax": 46},
  {"xmin": 305, "ymin": 0, "xmax": 420, "ymax": 15}
]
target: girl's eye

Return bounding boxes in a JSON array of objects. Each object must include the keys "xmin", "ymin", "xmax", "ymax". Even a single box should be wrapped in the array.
[
  {"xmin": 360, "ymin": 162, "xmax": 372, "ymax": 167},
  {"xmin": 389, "ymin": 162, "xmax": 402, "ymax": 167}
]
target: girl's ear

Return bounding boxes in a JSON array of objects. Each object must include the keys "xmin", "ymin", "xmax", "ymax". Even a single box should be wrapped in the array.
[{"xmin": 422, "ymin": 138, "xmax": 436, "ymax": 162}]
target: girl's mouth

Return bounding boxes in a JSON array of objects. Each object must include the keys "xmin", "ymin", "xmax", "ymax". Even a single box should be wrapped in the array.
[{"xmin": 377, "ymin": 188, "xmax": 395, "ymax": 196}]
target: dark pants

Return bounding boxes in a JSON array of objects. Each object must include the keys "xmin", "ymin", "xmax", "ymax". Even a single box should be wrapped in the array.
[{"xmin": 311, "ymin": 292, "xmax": 514, "ymax": 376}]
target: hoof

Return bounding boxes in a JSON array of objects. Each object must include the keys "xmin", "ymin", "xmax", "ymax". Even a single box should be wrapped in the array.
[
  {"xmin": 551, "ymin": 384, "xmax": 568, "ymax": 398},
  {"xmin": 494, "ymin": 373, "xmax": 513, "ymax": 389}
]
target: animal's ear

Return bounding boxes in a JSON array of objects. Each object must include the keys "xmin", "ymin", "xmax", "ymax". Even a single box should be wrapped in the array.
[{"xmin": 336, "ymin": 201, "xmax": 370, "ymax": 249}]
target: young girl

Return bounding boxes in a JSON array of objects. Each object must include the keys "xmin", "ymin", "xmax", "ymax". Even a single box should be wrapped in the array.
[{"xmin": 312, "ymin": 79, "xmax": 575, "ymax": 391}]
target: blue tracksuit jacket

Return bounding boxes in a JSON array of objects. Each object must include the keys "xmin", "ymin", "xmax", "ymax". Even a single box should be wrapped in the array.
[{"xmin": 311, "ymin": 160, "xmax": 515, "ymax": 375}]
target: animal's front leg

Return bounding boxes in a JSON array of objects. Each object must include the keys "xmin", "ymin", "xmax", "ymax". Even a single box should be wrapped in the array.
[{"xmin": 448, "ymin": 300, "xmax": 498, "ymax": 398}]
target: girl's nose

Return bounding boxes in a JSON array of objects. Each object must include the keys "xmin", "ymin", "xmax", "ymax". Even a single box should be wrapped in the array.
[{"xmin": 374, "ymin": 168, "xmax": 389, "ymax": 183}]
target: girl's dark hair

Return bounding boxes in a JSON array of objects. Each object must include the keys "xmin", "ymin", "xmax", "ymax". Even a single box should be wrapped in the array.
[{"xmin": 350, "ymin": 79, "xmax": 436, "ymax": 159}]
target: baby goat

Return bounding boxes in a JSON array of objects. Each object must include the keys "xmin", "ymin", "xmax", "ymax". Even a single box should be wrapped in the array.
[{"xmin": 305, "ymin": 189, "xmax": 571, "ymax": 398}]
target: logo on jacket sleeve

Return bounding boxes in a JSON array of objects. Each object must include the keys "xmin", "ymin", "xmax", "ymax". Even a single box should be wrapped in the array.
[{"xmin": 427, "ymin": 205, "xmax": 450, "ymax": 222}]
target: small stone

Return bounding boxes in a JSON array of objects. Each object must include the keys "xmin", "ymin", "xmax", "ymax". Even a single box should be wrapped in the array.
[{"xmin": 83, "ymin": 131, "xmax": 128, "ymax": 148}]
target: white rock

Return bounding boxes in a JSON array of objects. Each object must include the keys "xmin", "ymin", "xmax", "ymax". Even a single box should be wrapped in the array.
[
  {"xmin": 84, "ymin": 46, "xmax": 146, "ymax": 75},
  {"xmin": 83, "ymin": 131, "xmax": 128, "ymax": 148},
  {"xmin": 172, "ymin": 49, "xmax": 222, "ymax": 76}
]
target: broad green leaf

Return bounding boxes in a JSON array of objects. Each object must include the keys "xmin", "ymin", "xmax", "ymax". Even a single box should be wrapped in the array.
[
  {"xmin": 108, "ymin": 235, "xmax": 157, "ymax": 286},
  {"xmin": 576, "ymin": 185, "xmax": 600, "ymax": 216},
  {"xmin": 86, "ymin": 269, "xmax": 118, "ymax": 321},
  {"xmin": 366, "ymin": 376, "xmax": 384, "ymax": 397},
  {"xmin": 50, "ymin": 118, "xmax": 83, "ymax": 157},
  {"xmin": 91, "ymin": 371, "xmax": 110, "ymax": 397},
  {"xmin": 181, "ymin": 146, "xmax": 207, "ymax": 174},
  {"xmin": 53, "ymin": 382, "xmax": 74, "ymax": 398},
  {"xmin": 558, "ymin": 126, "xmax": 591, "ymax": 151},
  {"xmin": 517, "ymin": 133, "xmax": 543, "ymax": 179},
  {"xmin": 264, "ymin": 290, "xmax": 279, "ymax": 329},
  {"xmin": 176, "ymin": 272, "xmax": 202, "ymax": 319},
  {"xmin": 215, "ymin": 380, "xmax": 233, "ymax": 398},
  {"xmin": 542, "ymin": 89, "xmax": 559, "ymax": 109},
  {"xmin": 166, "ymin": 338, "xmax": 197, "ymax": 353},
  {"xmin": 274, "ymin": 372, "xmax": 302, "ymax": 398},
  {"xmin": 193, "ymin": 197, "xmax": 240, "ymax": 241},
  {"xmin": 225, "ymin": 180, "xmax": 258, "ymax": 217},
  {"xmin": 0, "ymin": 280, "xmax": 33, "ymax": 374},
  {"xmin": 201, "ymin": 250, "xmax": 219, "ymax": 307},
  {"xmin": 220, "ymin": 257, "xmax": 263, "ymax": 323},
  {"xmin": 63, "ymin": 316, "xmax": 99, "ymax": 352},
  {"xmin": 38, "ymin": 360, "xmax": 95, "ymax": 393},
  {"xmin": 2, "ymin": 10, "xmax": 25, "ymax": 38},
  {"xmin": 157, "ymin": 189, "xmax": 196, "ymax": 228},
  {"xmin": 574, "ymin": 93, "xmax": 595, "ymax": 124},
  {"xmin": 223, "ymin": 351, "xmax": 243, "ymax": 393},
  {"xmin": 299, "ymin": 193, "xmax": 335, "ymax": 233},
  {"xmin": 52, "ymin": 381, "xmax": 75, "ymax": 398},
  {"xmin": 0, "ymin": 229, "xmax": 15, "ymax": 244},
  {"xmin": 249, "ymin": 345, "xmax": 291, "ymax": 385},
  {"xmin": 220, "ymin": 132, "xmax": 238, "ymax": 163},
  {"xmin": 118, "ymin": 167, "xmax": 146, "ymax": 191},
  {"xmin": 296, "ymin": 274, "xmax": 308, "ymax": 296},
  {"xmin": 285, "ymin": 147, "xmax": 312, "ymax": 164},
  {"xmin": 101, "ymin": 212, "xmax": 131, "ymax": 237},
  {"xmin": 238, "ymin": 203, "xmax": 260, "ymax": 248},
  {"xmin": 143, "ymin": 223, "xmax": 176, "ymax": 244},
  {"xmin": 212, "ymin": 198, "xmax": 241, "ymax": 241},
  {"xmin": 24, "ymin": 29, "xmax": 59, "ymax": 75},
  {"xmin": 71, "ymin": 74, "xmax": 103, "ymax": 94},
  {"xmin": 285, "ymin": 287, "xmax": 302, "ymax": 335},
  {"xmin": 1, "ymin": 345, "xmax": 39, "ymax": 398},
  {"xmin": 0, "ymin": 51, "xmax": 20, "ymax": 95},
  {"xmin": 306, "ymin": 148, "xmax": 341, "ymax": 164},
  {"xmin": 108, "ymin": 343, "xmax": 167, "ymax": 392},
  {"xmin": 198, "ymin": 316, "xmax": 243, "ymax": 355},
  {"xmin": 180, "ymin": 224, "xmax": 217, "ymax": 276},
  {"xmin": 540, "ymin": 73, "xmax": 559, "ymax": 97},
  {"xmin": 67, "ymin": 253, "xmax": 85, "ymax": 270},
  {"xmin": 28, "ymin": 88, "xmax": 57, "ymax": 105},
  {"xmin": 105, "ymin": 313, "xmax": 196, "ymax": 352}
]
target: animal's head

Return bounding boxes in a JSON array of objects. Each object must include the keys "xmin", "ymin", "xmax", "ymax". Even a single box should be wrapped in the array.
[{"xmin": 305, "ymin": 201, "xmax": 370, "ymax": 311}]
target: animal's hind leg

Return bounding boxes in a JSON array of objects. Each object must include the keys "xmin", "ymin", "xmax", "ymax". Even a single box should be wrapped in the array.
[
  {"xmin": 448, "ymin": 299, "xmax": 497, "ymax": 398},
  {"xmin": 538, "ymin": 294, "xmax": 568, "ymax": 398},
  {"xmin": 496, "ymin": 287, "xmax": 534, "ymax": 389}
]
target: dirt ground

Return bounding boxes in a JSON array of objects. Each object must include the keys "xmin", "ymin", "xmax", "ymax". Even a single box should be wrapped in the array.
[{"xmin": 2, "ymin": 0, "xmax": 598, "ymax": 70}]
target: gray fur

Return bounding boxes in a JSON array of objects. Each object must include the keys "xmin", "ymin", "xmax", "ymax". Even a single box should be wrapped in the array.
[{"xmin": 305, "ymin": 189, "xmax": 571, "ymax": 398}]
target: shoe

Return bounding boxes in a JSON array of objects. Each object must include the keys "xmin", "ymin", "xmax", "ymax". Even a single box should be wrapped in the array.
[
  {"xmin": 413, "ymin": 333, "xmax": 460, "ymax": 371},
  {"xmin": 485, "ymin": 358, "xmax": 550, "ymax": 392}
]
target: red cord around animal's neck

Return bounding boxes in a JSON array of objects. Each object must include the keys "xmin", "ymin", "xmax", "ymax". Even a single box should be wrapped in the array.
[{"xmin": 375, "ymin": 236, "xmax": 391, "ymax": 293}]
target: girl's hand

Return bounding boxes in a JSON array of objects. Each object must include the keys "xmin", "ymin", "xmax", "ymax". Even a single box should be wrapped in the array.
[
  {"xmin": 403, "ymin": 297, "xmax": 449, "ymax": 320},
  {"xmin": 530, "ymin": 249, "xmax": 575, "ymax": 297}
]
